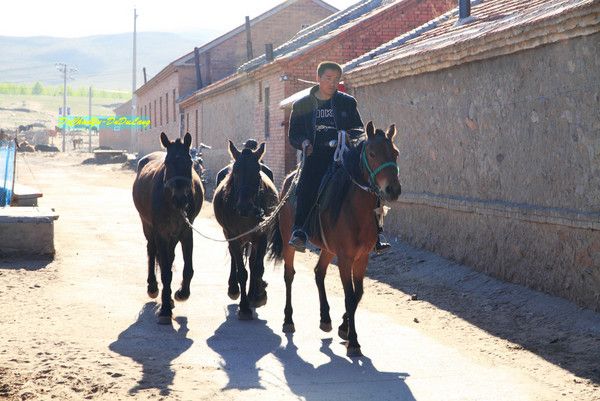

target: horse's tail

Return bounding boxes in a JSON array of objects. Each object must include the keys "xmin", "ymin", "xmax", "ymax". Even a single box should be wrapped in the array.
[{"xmin": 267, "ymin": 215, "xmax": 283, "ymax": 263}]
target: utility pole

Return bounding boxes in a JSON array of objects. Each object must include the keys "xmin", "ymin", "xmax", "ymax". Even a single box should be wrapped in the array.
[
  {"xmin": 88, "ymin": 86, "xmax": 92, "ymax": 153},
  {"xmin": 131, "ymin": 8, "xmax": 138, "ymax": 154},
  {"xmin": 56, "ymin": 63, "xmax": 77, "ymax": 152}
]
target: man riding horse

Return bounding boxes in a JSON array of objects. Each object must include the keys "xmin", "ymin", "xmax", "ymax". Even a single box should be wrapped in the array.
[
  {"xmin": 215, "ymin": 139, "xmax": 274, "ymax": 187},
  {"xmin": 288, "ymin": 61, "xmax": 390, "ymax": 254}
]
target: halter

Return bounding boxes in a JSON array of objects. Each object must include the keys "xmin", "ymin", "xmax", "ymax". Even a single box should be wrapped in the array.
[{"xmin": 360, "ymin": 144, "xmax": 399, "ymax": 190}]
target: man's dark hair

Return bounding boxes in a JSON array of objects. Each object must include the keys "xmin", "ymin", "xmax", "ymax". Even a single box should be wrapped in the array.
[
  {"xmin": 317, "ymin": 61, "xmax": 342, "ymax": 77},
  {"xmin": 243, "ymin": 138, "xmax": 258, "ymax": 150}
]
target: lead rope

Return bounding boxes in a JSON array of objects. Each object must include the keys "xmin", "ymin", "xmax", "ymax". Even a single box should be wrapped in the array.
[{"xmin": 180, "ymin": 144, "xmax": 307, "ymax": 242}]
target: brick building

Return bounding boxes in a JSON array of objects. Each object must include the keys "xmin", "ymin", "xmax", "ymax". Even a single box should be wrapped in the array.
[
  {"xmin": 179, "ymin": 0, "xmax": 455, "ymax": 185},
  {"xmin": 99, "ymin": 100, "xmax": 133, "ymax": 151},
  {"xmin": 343, "ymin": 0, "xmax": 600, "ymax": 310},
  {"xmin": 127, "ymin": 0, "xmax": 337, "ymax": 155}
]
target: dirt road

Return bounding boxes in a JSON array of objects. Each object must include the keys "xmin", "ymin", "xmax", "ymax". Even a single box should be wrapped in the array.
[{"xmin": 1, "ymin": 153, "xmax": 598, "ymax": 400}]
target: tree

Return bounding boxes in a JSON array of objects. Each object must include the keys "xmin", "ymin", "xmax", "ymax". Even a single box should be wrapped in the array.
[{"xmin": 32, "ymin": 81, "xmax": 44, "ymax": 95}]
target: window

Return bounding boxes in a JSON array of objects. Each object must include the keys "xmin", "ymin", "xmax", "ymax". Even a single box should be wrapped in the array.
[
  {"xmin": 166, "ymin": 93, "xmax": 169, "ymax": 124},
  {"xmin": 186, "ymin": 113, "xmax": 189, "ymax": 133},
  {"xmin": 258, "ymin": 81, "xmax": 262, "ymax": 102},
  {"xmin": 173, "ymin": 89, "xmax": 176, "ymax": 122},
  {"xmin": 264, "ymin": 86, "xmax": 270, "ymax": 138},
  {"xmin": 195, "ymin": 109, "xmax": 198, "ymax": 136},
  {"xmin": 148, "ymin": 103, "xmax": 152, "ymax": 128},
  {"xmin": 159, "ymin": 96, "xmax": 163, "ymax": 126},
  {"xmin": 154, "ymin": 100, "xmax": 157, "ymax": 128},
  {"xmin": 144, "ymin": 105, "xmax": 147, "ymax": 130}
]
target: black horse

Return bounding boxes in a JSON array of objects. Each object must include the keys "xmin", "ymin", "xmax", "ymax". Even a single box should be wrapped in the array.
[
  {"xmin": 213, "ymin": 140, "xmax": 279, "ymax": 320},
  {"xmin": 132, "ymin": 132, "xmax": 204, "ymax": 324}
]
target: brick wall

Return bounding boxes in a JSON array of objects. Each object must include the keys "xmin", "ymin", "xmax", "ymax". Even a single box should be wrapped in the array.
[{"xmin": 196, "ymin": 0, "xmax": 335, "ymax": 86}]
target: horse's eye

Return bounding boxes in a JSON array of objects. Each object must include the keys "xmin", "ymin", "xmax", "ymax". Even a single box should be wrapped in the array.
[{"xmin": 369, "ymin": 152, "xmax": 376, "ymax": 158}]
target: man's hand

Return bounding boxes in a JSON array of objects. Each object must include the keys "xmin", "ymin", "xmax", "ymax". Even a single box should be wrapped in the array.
[{"xmin": 302, "ymin": 139, "xmax": 313, "ymax": 157}]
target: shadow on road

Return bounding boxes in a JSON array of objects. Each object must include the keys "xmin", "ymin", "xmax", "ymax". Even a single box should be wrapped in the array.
[
  {"xmin": 0, "ymin": 256, "xmax": 53, "ymax": 271},
  {"xmin": 109, "ymin": 302, "xmax": 193, "ymax": 396},
  {"xmin": 367, "ymin": 246, "xmax": 600, "ymax": 384},
  {"xmin": 275, "ymin": 334, "xmax": 415, "ymax": 401},
  {"xmin": 206, "ymin": 304, "xmax": 281, "ymax": 390}
]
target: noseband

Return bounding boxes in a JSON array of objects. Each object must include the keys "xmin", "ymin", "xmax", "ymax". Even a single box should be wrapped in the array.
[{"xmin": 164, "ymin": 175, "xmax": 192, "ymax": 188}]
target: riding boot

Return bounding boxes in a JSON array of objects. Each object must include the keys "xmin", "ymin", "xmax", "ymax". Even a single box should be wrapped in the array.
[
  {"xmin": 375, "ymin": 225, "xmax": 391, "ymax": 255},
  {"xmin": 289, "ymin": 191, "xmax": 310, "ymax": 253},
  {"xmin": 374, "ymin": 202, "xmax": 391, "ymax": 255}
]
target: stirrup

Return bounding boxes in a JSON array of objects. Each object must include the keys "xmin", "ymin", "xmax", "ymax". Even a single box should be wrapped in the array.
[
  {"xmin": 289, "ymin": 229, "xmax": 307, "ymax": 253},
  {"xmin": 374, "ymin": 234, "xmax": 391, "ymax": 255}
]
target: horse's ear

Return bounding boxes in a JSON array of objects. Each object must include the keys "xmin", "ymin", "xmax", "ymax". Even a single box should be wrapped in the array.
[
  {"xmin": 183, "ymin": 132, "xmax": 192, "ymax": 148},
  {"xmin": 255, "ymin": 142, "xmax": 266, "ymax": 160},
  {"xmin": 228, "ymin": 139, "xmax": 241, "ymax": 160},
  {"xmin": 366, "ymin": 121, "xmax": 375, "ymax": 139},
  {"xmin": 386, "ymin": 124, "xmax": 396, "ymax": 141},
  {"xmin": 160, "ymin": 132, "xmax": 170, "ymax": 149}
]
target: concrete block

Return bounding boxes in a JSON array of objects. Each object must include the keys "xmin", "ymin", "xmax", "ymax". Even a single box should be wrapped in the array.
[{"xmin": 0, "ymin": 207, "xmax": 59, "ymax": 257}]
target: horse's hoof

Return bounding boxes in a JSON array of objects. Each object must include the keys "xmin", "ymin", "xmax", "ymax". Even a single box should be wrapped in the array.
[
  {"xmin": 338, "ymin": 327, "xmax": 349, "ymax": 341},
  {"xmin": 250, "ymin": 293, "xmax": 267, "ymax": 308},
  {"xmin": 227, "ymin": 289, "xmax": 240, "ymax": 300},
  {"xmin": 157, "ymin": 315, "xmax": 172, "ymax": 325},
  {"xmin": 319, "ymin": 321, "xmax": 332, "ymax": 332},
  {"xmin": 170, "ymin": 299, "xmax": 175, "ymax": 309},
  {"xmin": 238, "ymin": 309, "xmax": 253, "ymax": 321},
  {"xmin": 282, "ymin": 323, "xmax": 296, "ymax": 333},
  {"xmin": 346, "ymin": 346, "xmax": 363, "ymax": 358},
  {"xmin": 147, "ymin": 290, "xmax": 159, "ymax": 299},
  {"xmin": 174, "ymin": 289, "xmax": 189, "ymax": 302}
]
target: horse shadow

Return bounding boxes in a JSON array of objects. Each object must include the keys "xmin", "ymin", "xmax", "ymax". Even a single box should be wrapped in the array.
[
  {"xmin": 275, "ymin": 335, "xmax": 416, "ymax": 401},
  {"xmin": 206, "ymin": 304, "xmax": 281, "ymax": 390},
  {"xmin": 108, "ymin": 302, "xmax": 193, "ymax": 396}
]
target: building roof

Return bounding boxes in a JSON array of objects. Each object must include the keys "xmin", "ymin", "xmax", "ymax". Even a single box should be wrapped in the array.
[
  {"xmin": 135, "ymin": 0, "xmax": 338, "ymax": 96},
  {"xmin": 174, "ymin": 0, "xmax": 338, "ymax": 67},
  {"xmin": 344, "ymin": 0, "xmax": 600, "ymax": 87},
  {"xmin": 238, "ymin": 0, "xmax": 399, "ymax": 72}
]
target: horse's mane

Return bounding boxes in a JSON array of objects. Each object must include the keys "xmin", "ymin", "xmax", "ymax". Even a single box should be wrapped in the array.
[{"xmin": 220, "ymin": 151, "xmax": 278, "ymax": 211}]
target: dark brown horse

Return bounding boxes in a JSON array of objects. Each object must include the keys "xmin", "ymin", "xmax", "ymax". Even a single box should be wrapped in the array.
[
  {"xmin": 132, "ymin": 132, "xmax": 204, "ymax": 324},
  {"xmin": 271, "ymin": 122, "xmax": 401, "ymax": 357},
  {"xmin": 213, "ymin": 140, "xmax": 279, "ymax": 320}
]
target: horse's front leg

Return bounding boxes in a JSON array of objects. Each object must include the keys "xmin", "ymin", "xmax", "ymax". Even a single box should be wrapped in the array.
[
  {"xmin": 230, "ymin": 240, "xmax": 252, "ymax": 320},
  {"xmin": 156, "ymin": 239, "xmax": 176, "ymax": 325},
  {"xmin": 338, "ymin": 255, "xmax": 367, "ymax": 357},
  {"xmin": 248, "ymin": 236, "xmax": 268, "ymax": 308},
  {"xmin": 144, "ymin": 228, "xmax": 158, "ymax": 298},
  {"xmin": 174, "ymin": 228, "xmax": 193, "ymax": 302},
  {"xmin": 227, "ymin": 250, "xmax": 240, "ymax": 300},
  {"xmin": 315, "ymin": 250, "xmax": 334, "ymax": 332}
]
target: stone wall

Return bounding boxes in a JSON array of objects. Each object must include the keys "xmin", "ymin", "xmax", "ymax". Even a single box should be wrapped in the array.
[{"xmin": 353, "ymin": 33, "xmax": 600, "ymax": 310}]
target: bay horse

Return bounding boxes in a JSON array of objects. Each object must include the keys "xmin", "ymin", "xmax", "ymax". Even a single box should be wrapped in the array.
[
  {"xmin": 213, "ymin": 140, "xmax": 279, "ymax": 320},
  {"xmin": 271, "ymin": 121, "xmax": 401, "ymax": 357},
  {"xmin": 132, "ymin": 132, "xmax": 204, "ymax": 324}
]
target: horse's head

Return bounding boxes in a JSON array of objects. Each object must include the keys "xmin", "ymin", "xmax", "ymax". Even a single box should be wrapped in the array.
[
  {"xmin": 228, "ymin": 139, "xmax": 266, "ymax": 217},
  {"xmin": 362, "ymin": 121, "xmax": 402, "ymax": 202},
  {"xmin": 161, "ymin": 132, "xmax": 194, "ymax": 210}
]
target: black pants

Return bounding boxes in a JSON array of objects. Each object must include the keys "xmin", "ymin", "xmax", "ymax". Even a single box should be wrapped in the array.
[{"xmin": 294, "ymin": 149, "xmax": 334, "ymax": 233}]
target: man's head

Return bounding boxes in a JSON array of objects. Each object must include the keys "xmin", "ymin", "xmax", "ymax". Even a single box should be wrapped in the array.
[
  {"xmin": 316, "ymin": 61, "xmax": 342, "ymax": 100},
  {"xmin": 243, "ymin": 138, "xmax": 258, "ymax": 150}
]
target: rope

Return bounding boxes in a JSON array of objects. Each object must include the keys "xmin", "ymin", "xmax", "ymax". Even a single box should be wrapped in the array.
[
  {"xmin": 181, "ymin": 145, "xmax": 307, "ymax": 243},
  {"xmin": 333, "ymin": 130, "xmax": 349, "ymax": 163}
]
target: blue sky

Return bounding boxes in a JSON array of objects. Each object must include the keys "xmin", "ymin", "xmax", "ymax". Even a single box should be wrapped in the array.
[{"xmin": 1, "ymin": 0, "xmax": 358, "ymax": 38}]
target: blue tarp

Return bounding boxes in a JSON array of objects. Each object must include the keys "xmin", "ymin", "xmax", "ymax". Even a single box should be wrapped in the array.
[{"xmin": 0, "ymin": 140, "xmax": 16, "ymax": 207}]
